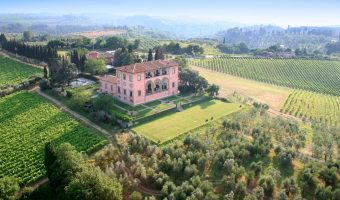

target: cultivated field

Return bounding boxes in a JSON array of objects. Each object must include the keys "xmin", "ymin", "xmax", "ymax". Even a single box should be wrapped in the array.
[
  {"xmin": 0, "ymin": 56, "xmax": 42, "ymax": 87},
  {"xmin": 73, "ymin": 29, "xmax": 125, "ymax": 39},
  {"xmin": 192, "ymin": 66, "xmax": 292, "ymax": 110},
  {"xmin": 132, "ymin": 100, "xmax": 242, "ymax": 143},
  {"xmin": 282, "ymin": 90, "xmax": 340, "ymax": 127},
  {"xmin": 190, "ymin": 57, "xmax": 340, "ymax": 96},
  {"xmin": 0, "ymin": 92, "xmax": 107, "ymax": 184}
]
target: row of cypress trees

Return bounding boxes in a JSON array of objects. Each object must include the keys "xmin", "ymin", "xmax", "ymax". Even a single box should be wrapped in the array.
[{"xmin": 0, "ymin": 33, "xmax": 58, "ymax": 63}]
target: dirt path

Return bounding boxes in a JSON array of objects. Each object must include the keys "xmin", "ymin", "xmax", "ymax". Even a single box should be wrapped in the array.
[
  {"xmin": 33, "ymin": 88, "xmax": 114, "ymax": 143},
  {"xmin": 18, "ymin": 178, "xmax": 48, "ymax": 196},
  {"xmin": 0, "ymin": 51, "xmax": 45, "ymax": 70}
]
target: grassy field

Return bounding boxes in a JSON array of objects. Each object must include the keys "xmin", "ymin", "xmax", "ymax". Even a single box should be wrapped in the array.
[
  {"xmin": 132, "ymin": 100, "xmax": 242, "ymax": 143},
  {"xmin": 0, "ymin": 91, "xmax": 107, "ymax": 184},
  {"xmin": 282, "ymin": 90, "xmax": 340, "ymax": 127},
  {"xmin": 159, "ymin": 40, "xmax": 221, "ymax": 55},
  {"xmin": 192, "ymin": 66, "xmax": 292, "ymax": 110},
  {"xmin": 0, "ymin": 56, "xmax": 42, "ymax": 87},
  {"xmin": 190, "ymin": 57, "xmax": 340, "ymax": 96}
]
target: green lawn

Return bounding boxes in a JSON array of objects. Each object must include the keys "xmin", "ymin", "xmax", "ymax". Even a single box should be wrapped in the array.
[{"xmin": 133, "ymin": 100, "xmax": 242, "ymax": 143}]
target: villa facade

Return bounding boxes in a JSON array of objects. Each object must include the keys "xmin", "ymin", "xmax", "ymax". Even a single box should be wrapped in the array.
[{"xmin": 99, "ymin": 60, "xmax": 180, "ymax": 106}]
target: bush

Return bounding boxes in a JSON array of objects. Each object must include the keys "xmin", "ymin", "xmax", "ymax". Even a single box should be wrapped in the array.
[
  {"xmin": 39, "ymin": 79, "xmax": 51, "ymax": 90},
  {"xmin": 129, "ymin": 191, "xmax": 143, "ymax": 200}
]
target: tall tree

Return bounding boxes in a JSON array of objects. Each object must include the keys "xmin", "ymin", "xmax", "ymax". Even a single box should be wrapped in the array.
[
  {"xmin": 23, "ymin": 31, "xmax": 33, "ymax": 42},
  {"xmin": 45, "ymin": 143, "xmax": 122, "ymax": 200},
  {"xmin": 147, "ymin": 49, "xmax": 153, "ymax": 61}
]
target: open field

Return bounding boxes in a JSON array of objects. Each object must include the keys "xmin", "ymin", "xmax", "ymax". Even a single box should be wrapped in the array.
[
  {"xmin": 159, "ymin": 40, "xmax": 221, "ymax": 55},
  {"xmin": 0, "ymin": 92, "xmax": 107, "ymax": 184},
  {"xmin": 282, "ymin": 90, "xmax": 340, "ymax": 127},
  {"xmin": 192, "ymin": 66, "xmax": 292, "ymax": 110},
  {"xmin": 132, "ymin": 100, "xmax": 242, "ymax": 143},
  {"xmin": 190, "ymin": 57, "xmax": 340, "ymax": 96},
  {"xmin": 0, "ymin": 56, "xmax": 42, "ymax": 87}
]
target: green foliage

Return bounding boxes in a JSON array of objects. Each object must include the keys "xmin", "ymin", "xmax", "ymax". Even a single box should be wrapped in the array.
[
  {"xmin": 0, "ymin": 176, "xmax": 20, "ymax": 200},
  {"xmin": 206, "ymin": 84, "xmax": 219, "ymax": 97},
  {"xmin": 191, "ymin": 57, "xmax": 340, "ymax": 96},
  {"xmin": 173, "ymin": 56, "xmax": 188, "ymax": 68},
  {"xmin": 47, "ymin": 143, "xmax": 122, "ymax": 200},
  {"xmin": 315, "ymin": 185, "xmax": 333, "ymax": 200},
  {"xmin": 84, "ymin": 59, "xmax": 107, "ymax": 75},
  {"xmin": 179, "ymin": 68, "xmax": 208, "ymax": 93},
  {"xmin": 0, "ymin": 56, "xmax": 42, "ymax": 88},
  {"xmin": 113, "ymin": 48, "xmax": 136, "ymax": 67},
  {"xmin": 49, "ymin": 58, "xmax": 77, "ymax": 85},
  {"xmin": 71, "ymin": 90, "xmax": 92, "ymax": 107},
  {"xmin": 217, "ymin": 43, "xmax": 249, "ymax": 54},
  {"xmin": 105, "ymin": 36, "xmax": 128, "ymax": 49},
  {"xmin": 0, "ymin": 92, "xmax": 107, "ymax": 184},
  {"xmin": 129, "ymin": 191, "xmax": 143, "ymax": 200},
  {"xmin": 23, "ymin": 31, "xmax": 33, "ymax": 42},
  {"xmin": 258, "ymin": 176, "xmax": 275, "ymax": 197}
]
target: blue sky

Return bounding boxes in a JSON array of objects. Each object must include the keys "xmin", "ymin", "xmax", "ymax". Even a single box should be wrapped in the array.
[{"xmin": 2, "ymin": 0, "xmax": 340, "ymax": 27}]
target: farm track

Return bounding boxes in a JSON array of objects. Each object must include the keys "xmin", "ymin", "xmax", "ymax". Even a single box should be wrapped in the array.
[
  {"xmin": 0, "ymin": 51, "xmax": 44, "ymax": 69},
  {"xmin": 34, "ymin": 88, "xmax": 114, "ymax": 143}
]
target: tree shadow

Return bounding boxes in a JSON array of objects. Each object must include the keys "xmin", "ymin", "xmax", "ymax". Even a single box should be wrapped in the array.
[{"xmin": 198, "ymin": 100, "xmax": 216, "ymax": 109}]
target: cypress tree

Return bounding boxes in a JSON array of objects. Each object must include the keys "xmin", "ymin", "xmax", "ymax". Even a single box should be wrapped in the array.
[
  {"xmin": 155, "ymin": 48, "xmax": 159, "ymax": 60},
  {"xmin": 147, "ymin": 49, "xmax": 153, "ymax": 61},
  {"xmin": 43, "ymin": 66, "xmax": 48, "ymax": 78}
]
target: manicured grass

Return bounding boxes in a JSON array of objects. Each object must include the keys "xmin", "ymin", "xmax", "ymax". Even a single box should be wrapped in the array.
[
  {"xmin": 163, "ymin": 95, "xmax": 181, "ymax": 101},
  {"xmin": 144, "ymin": 100, "xmax": 162, "ymax": 107},
  {"xmin": 0, "ymin": 56, "xmax": 42, "ymax": 87},
  {"xmin": 153, "ymin": 103, "xmax": 175, "ymax": 111},
  {"xmin": 0, "ymin": 91, "xmax": 107, "ymax": 184},
  {"xmin": 133, "ymin": 100, "xmax": 242, "ymax": 143}
]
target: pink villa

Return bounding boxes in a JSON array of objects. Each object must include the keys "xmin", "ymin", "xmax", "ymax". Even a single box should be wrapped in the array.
[{"xmin": 99, "ymin": 60, "xmax": 180, "ymax": 106}]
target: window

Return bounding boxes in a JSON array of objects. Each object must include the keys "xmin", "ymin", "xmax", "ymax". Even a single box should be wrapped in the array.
[
  {"xmin": 105, "ymin": 83, "xmax": 107, "ymax": 89},
  {"xmin": 110, "ymin": 85, "xmax": 113, "ymax": 91},
  {"xmin": 173, "ymin": 68, "xmax": 176, "ymax": 74},
  {"xmin": 129, "ymin": 90, "xmax": 133, "ymax": 97},
  {"xmin": 137, "ymin": 74, "xmax": 141, "ymax": 81},
  {"xmin": 117, "ymin": 72, "xmax": 120, "ymax": 78},
  {"xmin": 123, "ymin": 89, "xmax": 126, "ymax": 95},
  {"xmin": 123, "ymin": 74, "xmax": 126, "ymax": 80},
  {"xmin": 118, "ymin": 86, "xmax": 121, "ymax": 93},
  {"xmin": 129, "ymin": 75, "xmax": 133, "ymax": 82},
  {"xmin": 172, "ymin": 82, "xmax": 175, "ymax": 88},
  {"xmin": 138, "ymin": 90, "xmax": 141, "ymax": 96}
]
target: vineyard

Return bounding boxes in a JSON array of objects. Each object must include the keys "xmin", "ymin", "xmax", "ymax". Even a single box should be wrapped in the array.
[
  {"xmin": 0, "ymin": 56, "xmax": 42, "ymax": 88},
  {"xmin": 0, "ymin": 92, "xmax": 108, "ymax": 184},
  {"xmin": 281, "ymin": 90, "xmax": 340, "ymax": 127},
  {"xmin": 190, "ymin": 57, "xmax": 340, "ymax": 96}
]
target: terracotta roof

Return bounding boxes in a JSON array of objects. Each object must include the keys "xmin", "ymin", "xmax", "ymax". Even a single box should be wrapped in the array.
[
  {"xmin": 99, "ymin": 75, "xmax": 117, "ymax": 84},
  {"xmin": 88, "ymin": 51, "xmax": 100, "ymax": 55},
  {"xmin": 115, "ymin": 60, "xmax": 179, "ymax": 73}
]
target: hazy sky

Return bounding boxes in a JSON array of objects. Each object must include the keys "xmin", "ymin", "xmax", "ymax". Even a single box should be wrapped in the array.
[{"xmin": 2, "ymin": 0, "xmax": 340, "ymax": 27}]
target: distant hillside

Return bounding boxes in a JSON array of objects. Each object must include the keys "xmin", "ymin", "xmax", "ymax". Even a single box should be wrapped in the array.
[
  {"xmin": 216, "ymin": 25, "xmax": 340, "ymax": 50},
  {"xmin": 0, "ymin": 14, "xmax": 243, "ymax": 38}
]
